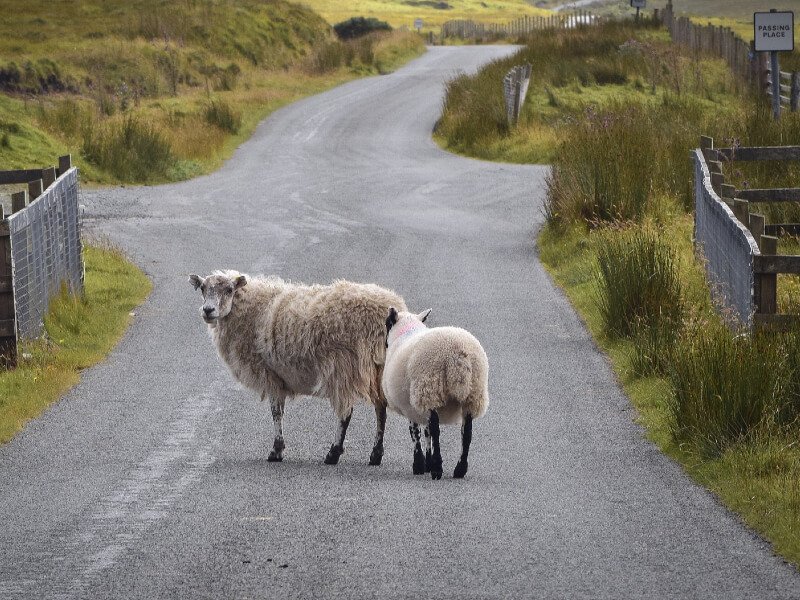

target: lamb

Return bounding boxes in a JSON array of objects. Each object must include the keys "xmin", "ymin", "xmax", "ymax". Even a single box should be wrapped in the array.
[
  {"xmin": 189, "ymin": 270, "xmax": 406, "ymax": 465},
  {"xmin": 381, "ymin": 307, "xmax": 489, "ymax": 480}
]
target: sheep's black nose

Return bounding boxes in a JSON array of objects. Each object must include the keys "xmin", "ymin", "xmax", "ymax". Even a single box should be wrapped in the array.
[{"xmin": 203, "ymin": 307, "xmax": 214, "ymax": 316}]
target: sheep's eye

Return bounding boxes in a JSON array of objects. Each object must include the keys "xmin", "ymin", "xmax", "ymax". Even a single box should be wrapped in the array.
[
  {"xmin": 226, "ymin": 287, "xmax": 234, "ymax": 294},
  {"xmin": 200, "ymin": 284, "xmax": 206, "ymax": 293}
]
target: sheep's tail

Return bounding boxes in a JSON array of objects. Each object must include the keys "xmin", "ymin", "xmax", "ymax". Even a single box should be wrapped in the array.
[{"xmin": 446, "ymin": 351, "xmax": 473, "ymax": 403}]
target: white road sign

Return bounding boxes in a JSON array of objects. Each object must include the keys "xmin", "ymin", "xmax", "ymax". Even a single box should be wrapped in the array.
[
  {"xmin": 630, "ymin": 0, "xmax": 646, "ymax": 8},
  {"xmin": 754, "ymin": 11, "xmax": 794, "ymax": 52},
  {"xmin": 414, "ymin": 18, "xmax": 424, "ymax": 30}
]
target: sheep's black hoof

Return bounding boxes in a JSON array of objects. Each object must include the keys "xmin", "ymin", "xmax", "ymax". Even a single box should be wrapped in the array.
[
  {"xmin": 412, "ymin": 449, "xmax": 426, "ymax": 475},
  {"xmin": 430, "ymin": 455, "xmax": 443, "ymax": 480},
  {"xmin": 425, "ymin": 450, "xmax": 433, "ymax": 473},
  {"xmin": 267, "ymin": 449, "xmax": 283, "ymax": 462},
  {"xmin": 368, "ymin": 446, "xmax": 383, "ymax": 466},
  {"xmin": 453, "ymin": 460, "xmax": 468, "ymax": 479},
  {"xmin": 324, "ymin": 444, "xmax": 344, "ymax": 465}
]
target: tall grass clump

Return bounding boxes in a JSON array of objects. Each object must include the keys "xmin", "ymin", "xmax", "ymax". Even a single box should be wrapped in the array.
[
  {"xmin": 595, "ymin": 226, "xmax": 683, "ymax": 338},
  {"xmin": 669, "ymin": 323, "xmax": 784, "ymax": 457},
  {"xmin": 82, "ymin": 116, "xmax": 172, "ymax": 182},
  {"xmin": 204, "ymin": 99, "xmax": 241, "ymax": 134}
]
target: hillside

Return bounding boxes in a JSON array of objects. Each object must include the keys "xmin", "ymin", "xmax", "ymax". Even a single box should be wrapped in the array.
[
  {"xmin": 0, "ymin": 0, "xmax": 424, "ymax": 184},
  {"xmin": 298, "ymin": 0, "xmax": 550, "ymax": 31}
]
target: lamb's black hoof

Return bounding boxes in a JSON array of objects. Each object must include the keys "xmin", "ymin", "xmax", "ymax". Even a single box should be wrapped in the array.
[
  {"xmin": 425, "ymin": 450, "xmax": 433, "ymax": 473},
  {"xmin": 267, "ymin": 449, "xmax": 283, "ymax": 462},
  {"xmin": 453, "ymin": 460, "xmax": 468, "ymax": 479},
  {"xmin": 429, "ymin": 455, "xmax": 443, "ymax": 480},
  {"xmin": 368, "ymin": 446, "xmax": 383, "ymax": 466},
  {"xmin": 324, "ymin": 444, "xmax": 344, "ymax": 465},
  {"xmin": 412, "ymin": 449, "xmax": 426, "ymax": 475}
]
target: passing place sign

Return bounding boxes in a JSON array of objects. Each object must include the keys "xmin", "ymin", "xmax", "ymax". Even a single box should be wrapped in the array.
[{"xmin": 754, "ymin": 11, "xmax": 794, "ymax": 52}]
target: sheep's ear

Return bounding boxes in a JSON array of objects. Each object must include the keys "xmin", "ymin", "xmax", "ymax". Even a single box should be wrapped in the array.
[
  {"xmin": 189, "ymin": 274, "xmax": 204, "ymax": 290},
  {"xmin": 234, "ymin": 275, "xmax": 248, "ymax": 289},
  {"xmin": 386, "ymin": 307, "xmax": 399, "ymax": 333},
  {"xmin": 418, "ymin": 308, "xmax": 432, "ymax": 323}
]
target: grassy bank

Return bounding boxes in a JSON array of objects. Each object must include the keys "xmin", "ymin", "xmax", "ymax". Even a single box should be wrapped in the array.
[
  {"xmin": 0, "ymin": 0, "xmax": 425, "ymax": 185},
  {"xmin": 437, "ymin": 19, "xmax": 800, "ymax": 565},
  {"xmin": 0, "ymin": 244, "xmax": 151, "ymax": 443}
]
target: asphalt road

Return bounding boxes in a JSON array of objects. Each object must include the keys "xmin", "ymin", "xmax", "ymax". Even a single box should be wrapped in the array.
[{"xmin": 2, "ymin": 46, "xmax": 799, "ymax": 599}]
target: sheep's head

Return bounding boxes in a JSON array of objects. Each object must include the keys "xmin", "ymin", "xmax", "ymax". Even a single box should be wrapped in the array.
[
  {"xmin": 385, "ymin": 307, "xmax": 431, "ymax": 348},
  {"xmin": 189, "ymin": 272, "xmax": 248, "ymax": 324}
]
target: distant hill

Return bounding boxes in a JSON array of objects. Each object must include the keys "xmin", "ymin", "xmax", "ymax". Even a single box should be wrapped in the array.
[
  {"xmin": 0, "ymin": 0, "xmax": 332, "ymax": 99},
  {"xmin": 298, "ymin": 0, "xmax": 550, "ymax": 31}
]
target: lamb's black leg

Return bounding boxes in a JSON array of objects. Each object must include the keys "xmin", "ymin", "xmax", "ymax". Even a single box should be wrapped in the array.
[
  {"xmin": 423, "ymin": 425, "xmax": 432, "ymax": 473},
  {"xmin": 453, "ymin": 414, "xmax": 473, "ymax": 479},
  {"xmin": 267, "ymin": 394, "xmax": 286, "ymax": 462},
  {"xmin": 324, "ymin": 408, "xmax": 353, "ymax": 465},
  {"xmin": 369, "ymin": 402, "xmax": 387, "ymax": 466},
  {"xmin": 410, "ymin": 421, "xmax": 425, "ymax": 475},
  {"xmin": 428, "ymin": 410, "xmax": 443, "ymax": 480}
]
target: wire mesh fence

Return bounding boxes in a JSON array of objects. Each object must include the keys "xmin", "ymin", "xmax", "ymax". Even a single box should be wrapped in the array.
[
  {"xmin": 693, "ymin": 149, "xmax": 758, "ymax": 329},
  {"xmin": 7, "ymin": 167, "xmax": 83, "ymax": 339}
]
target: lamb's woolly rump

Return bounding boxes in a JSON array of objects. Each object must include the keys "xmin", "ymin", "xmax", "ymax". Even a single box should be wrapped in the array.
[
  {"xmin": 190, "ymin": 270, "xmax": 406, "ymax": 464},
  {"xmin": 382, "ymin": 308, "xmax": 489, "ymax": 480}
]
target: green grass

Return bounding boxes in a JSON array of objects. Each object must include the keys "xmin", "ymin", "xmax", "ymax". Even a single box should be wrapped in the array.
[
  {"xmin": 0, "ymin": 0, "xmax": 425, "ymax": 185},
  {"xmin": 0, "ymin": 244, "xmax": 151, "ymax": 443},
  {"xmin": 538, "ymin": 219, "xmax": 800, "ymax": 566}
]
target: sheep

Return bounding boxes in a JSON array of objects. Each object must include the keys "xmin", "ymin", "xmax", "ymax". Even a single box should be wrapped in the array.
[
  {"xmin": 189, "ymin": 270, "xmax": 406, "ymax": 465},
  {"xmin": 381, "ymin": 307, "xmax": 489, "ymax": 480}
]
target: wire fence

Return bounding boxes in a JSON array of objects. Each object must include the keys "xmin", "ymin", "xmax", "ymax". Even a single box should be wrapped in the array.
[
  {"xmin": 693, "ymin": 149, "xmax": 758, "ymax": 329},
  {"xmin": 0, "ymin": 159, "xmax": 83, "ymax": 364}
]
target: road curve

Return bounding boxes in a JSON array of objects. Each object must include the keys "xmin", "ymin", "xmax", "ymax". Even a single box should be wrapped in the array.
[{"xmin": 1, "ymin": 46, "xmax": 798, "ymax": 599}]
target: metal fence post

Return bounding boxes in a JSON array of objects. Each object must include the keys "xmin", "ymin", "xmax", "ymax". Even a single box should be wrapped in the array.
[{"xmin": 0, "ymin": 208, "xmax": 15, "ymax": 367}]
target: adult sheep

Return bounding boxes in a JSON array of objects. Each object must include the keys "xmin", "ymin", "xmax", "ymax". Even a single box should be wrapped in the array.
[
  {"xmin": 189, "ymin": 270, "xmax": 406, "ymax": 465},
  {"xmin": 382, "ymin": 308, "xmax": 489, "ymax": 480}
]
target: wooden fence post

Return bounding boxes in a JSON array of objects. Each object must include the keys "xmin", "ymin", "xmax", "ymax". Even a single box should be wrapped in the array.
[
  {"xmin": 42, "ymin": 166, "xmax": 56, "ymax": 190},
  {"xmin": 0, "ymin": 208, "xmax": 15, "ymax": 367},
  {"xmin": 58, "ymin": 154, "xmax": 72, "ymax": 176},
  {"xmin": 791, "ymin": 72, "xmax": 800, "ymax": 112},
  {"xmin": 749, "ymin": 213, "xmax": 765, "ymax": 250},
  {"xmin": 28, "ymin": 179, "xmax": 43, "ymax": 203},
  {"xmin": 757, "ymin": 236, "xmax": 779, "ymax": 316},
  {"xmin": 11, "ymin": 190, "xmax": 27, "ymax": 214}
]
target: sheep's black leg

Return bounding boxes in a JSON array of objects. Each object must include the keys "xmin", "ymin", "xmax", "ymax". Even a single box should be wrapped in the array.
[
  {"xmin": 423, "ymin": 425, "xmax": 432, "ymax": 473},
  {"xmin": 369, "ymin": 402, "xmax": 387, "ymax": 466},
  {"xmin": 324, "ymin": 408, "xmax": 353, "ymax": 465},
  {"xmin": 267, "ymin": 395, "xmax": 286, "ymax": 462},
  {"xmin": 428, "ymin": 410, "xmax": 443, "ymax": 480},
  {"xmin": 453, "ymin": 414, "xmax": 473, "ymax": 479},
  {"xmin": 410, "ymin": 421, "xmax": 425, "ymax": 475}
]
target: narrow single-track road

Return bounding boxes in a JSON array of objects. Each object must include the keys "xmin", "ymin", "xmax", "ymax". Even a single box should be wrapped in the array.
[{"xmin": 1, "ymin": 46, "xmax": 798, "ymax": 598}]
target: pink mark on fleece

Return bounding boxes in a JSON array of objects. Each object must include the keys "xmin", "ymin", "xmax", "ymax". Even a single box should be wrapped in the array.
[{"xmin": 393, "ymin": 320, "xmax": 427, "ymax": 340}]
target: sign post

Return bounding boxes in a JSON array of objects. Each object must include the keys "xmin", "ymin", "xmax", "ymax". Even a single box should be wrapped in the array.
[
  {"xmin": 754, "ymin": 9, "xmax": 795, "ymax": 120},
  {"xmin": 414, "ymin": 18, "xmax": 424, "ymax": 33},
  {"xmin": 630, "ymin": 0, "xmax": 646, "ymax": 23}
]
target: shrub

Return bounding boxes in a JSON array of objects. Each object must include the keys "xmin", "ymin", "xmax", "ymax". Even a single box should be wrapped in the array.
[
  {"xmin": 204, "ymin": 99, "xmax": 241, "ymax": 134},
  {"xmin": 669, "ymin": 323, "xmax": 784, "ymax": 457},
  {"xmin": 305, "ymin": 41, "xmax": 347, "ymax": 73},
  {"xmin": 82, "ymin": 116, "xmax": 172, "ymax": 182},
  {"xmin": 334, "ymin": 17, "xmax": 391, "ymax": 40},
  {"xmin": 595, "ymin": 226, "xmax": 683, "ymax": 338}
]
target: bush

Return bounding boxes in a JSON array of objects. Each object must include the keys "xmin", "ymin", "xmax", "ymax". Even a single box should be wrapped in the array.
[
  {"xmin": 82, "ymin": 116, "xmax": 172, "ymax": 182},
  {"xmin": 669, "ymin": 323, "xmax": 783, "ymax": 457},
  {"xmin": 334, "ymin": 17, "xmax": 391, "ymax": 40},
  {"xmin": 204, "ymin": 99, "xmax": 241, "ymax": 134},
  {"xmin": 595, "ymin": 226, "xmax": 683, "ymax": 338},
  {"xmin": 306, "ymin": 40, "xmax": 347, "ymax": 73}
]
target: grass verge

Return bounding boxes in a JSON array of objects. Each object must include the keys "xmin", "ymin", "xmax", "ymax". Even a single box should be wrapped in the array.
[
  {"xmin": 538, "ymin": 219, "xmax": 800, "ymax": 566},
  {"xmin": 0, "ymin": 244, "xmax": 151, "ymax": 443}
]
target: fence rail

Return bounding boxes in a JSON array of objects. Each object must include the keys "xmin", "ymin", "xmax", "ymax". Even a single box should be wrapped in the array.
[
  {"xmin": 694, "ymin": 136, "xmax": 800, "ymax": 331},
  {"xmin": 0, "ymin": 156, "xmax": 82, "ymax": 366}
]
